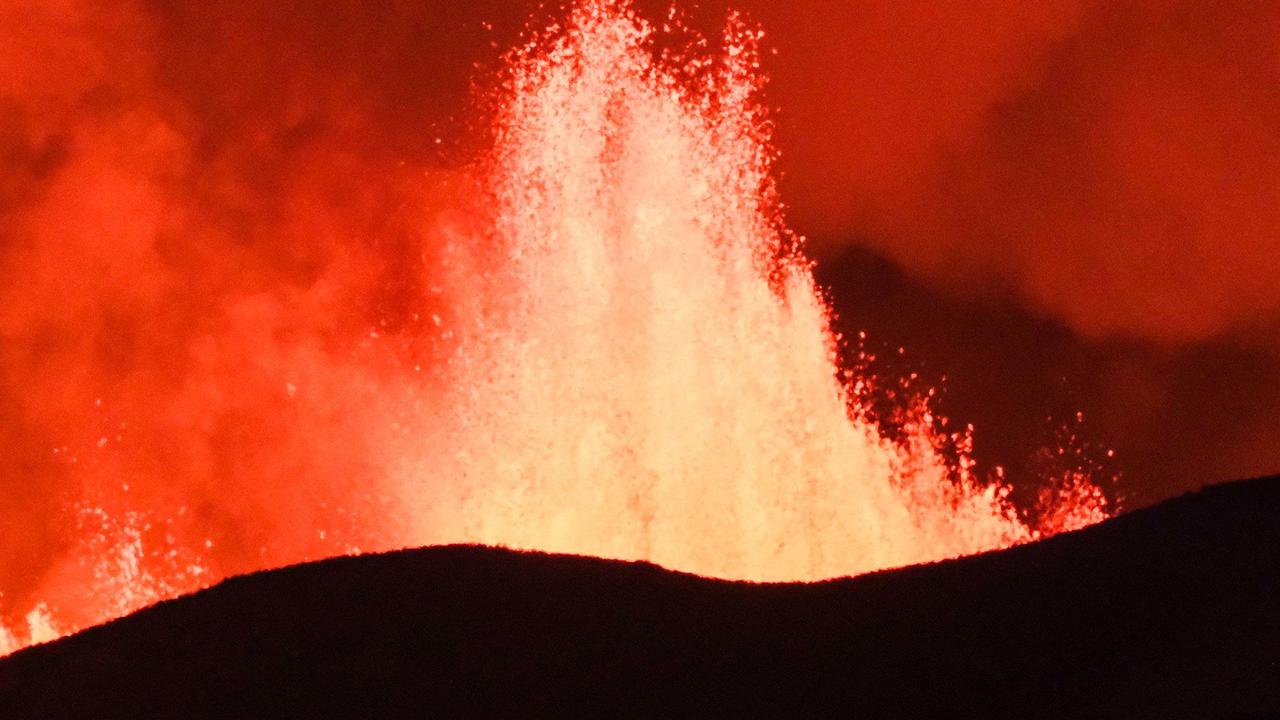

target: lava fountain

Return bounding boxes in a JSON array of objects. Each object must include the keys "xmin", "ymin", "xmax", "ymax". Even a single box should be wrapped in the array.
[
  {"xmin": 400, "ymin": 0, "xmax": 1106, "ymax": 581},
  {"xmin": 1, "ymin": 0, "xmax": 1106, "ymax": 655}
]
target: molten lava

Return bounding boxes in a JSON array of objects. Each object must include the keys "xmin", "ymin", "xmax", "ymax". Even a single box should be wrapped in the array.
[
  {"xmin": 1, "ymin": 0, "xmax": 1107, "ymax": 656},
  {"xmin": 403, "ymin": 1, "xmax": 1106, "ymax": 580}
]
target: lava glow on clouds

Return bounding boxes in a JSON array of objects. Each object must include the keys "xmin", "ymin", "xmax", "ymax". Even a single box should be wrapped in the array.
[{"xmin": 0, "ymin": 0, "xmax": 1107, "ymax": 655}]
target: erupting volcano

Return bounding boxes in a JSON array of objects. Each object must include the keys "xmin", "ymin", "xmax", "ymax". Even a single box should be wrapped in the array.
[{"xmin": 1, "ymin": 0, "xmax": 1108, "ymax": 656}]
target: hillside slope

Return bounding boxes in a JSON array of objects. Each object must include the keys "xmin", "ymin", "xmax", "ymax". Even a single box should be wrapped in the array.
[{"xmin": 2, "ymin": 476, "xmax": 1278, "ymax": 718}]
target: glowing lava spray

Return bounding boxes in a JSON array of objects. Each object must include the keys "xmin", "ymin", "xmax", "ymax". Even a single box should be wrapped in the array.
[{"xmin": 404, "ymin": 0, "xmax": 1105, "ymax": 581}]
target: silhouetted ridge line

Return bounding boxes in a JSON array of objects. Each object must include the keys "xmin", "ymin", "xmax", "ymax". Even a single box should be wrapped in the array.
[{"xmin": 2, "ymin": 475, "xmax": 1278, "ymax": 719}]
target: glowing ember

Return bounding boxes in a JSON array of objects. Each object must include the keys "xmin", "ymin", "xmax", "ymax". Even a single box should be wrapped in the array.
[{"xmin": 1, "ymin": 0, "xmax": 1107, "ymax": 655}]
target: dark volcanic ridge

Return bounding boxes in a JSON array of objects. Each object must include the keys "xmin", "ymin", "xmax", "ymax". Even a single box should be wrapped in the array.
[{"xmin": 2, "ymin": 475, "xmax": 1279, "ymax": 719}]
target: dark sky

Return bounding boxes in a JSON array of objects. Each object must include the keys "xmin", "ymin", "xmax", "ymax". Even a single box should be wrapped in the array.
[{"xmin": 1, "ymin": 0, "xmax": 1277, "ymax": 616}]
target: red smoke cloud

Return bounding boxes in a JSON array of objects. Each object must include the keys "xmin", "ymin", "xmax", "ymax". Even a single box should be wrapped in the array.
[
  {"xmin": 0, "ymin": 0, "xmax": 503, "ymax": 624},
  {"xmin": 747, "ymin": 0, "xmax": 1280, "ymax": 342}
]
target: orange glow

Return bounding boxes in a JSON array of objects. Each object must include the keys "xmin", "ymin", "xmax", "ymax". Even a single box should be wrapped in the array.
[{"xmin": 0, "ymin": 0, "xmax": 1106, "ymax": 656}]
